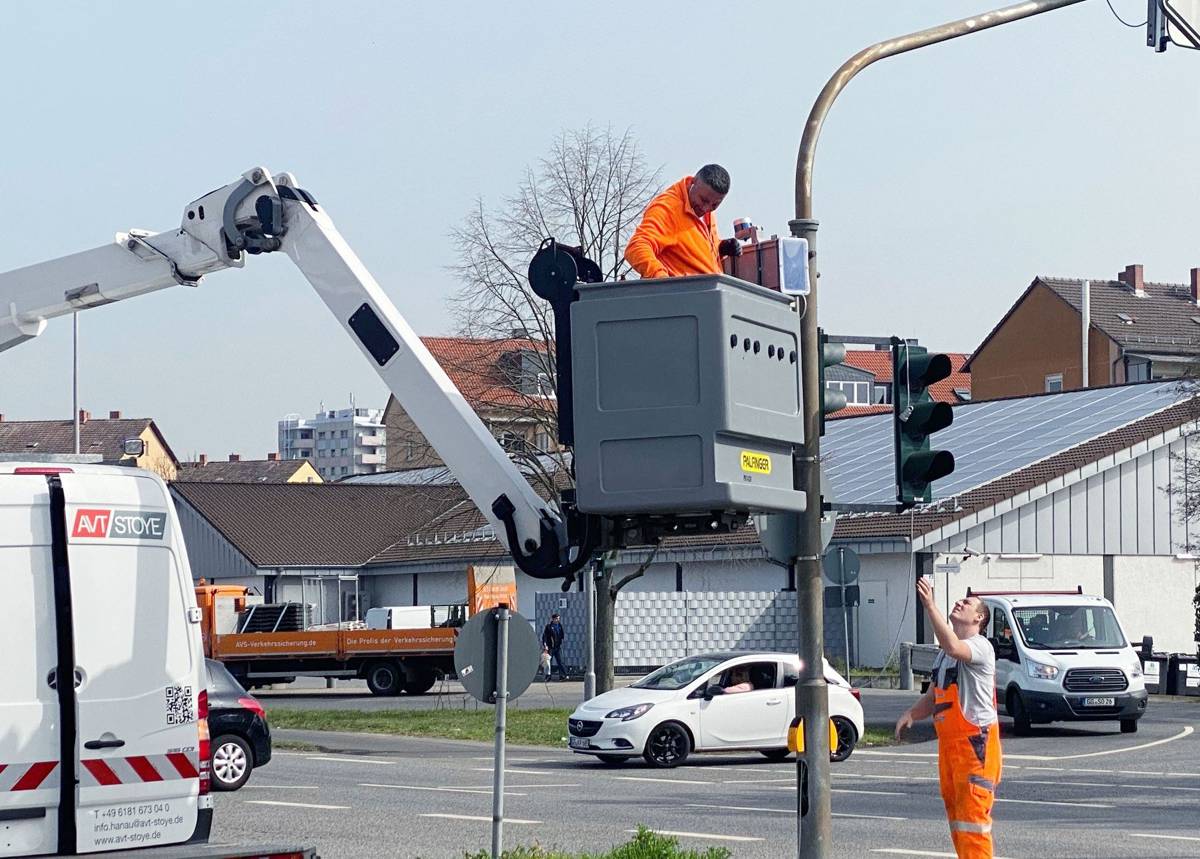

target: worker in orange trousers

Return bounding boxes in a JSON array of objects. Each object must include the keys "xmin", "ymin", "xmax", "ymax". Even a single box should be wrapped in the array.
[{"xmin": 896, "ymin": 579, "xmax": 1003, "ymax": 858}]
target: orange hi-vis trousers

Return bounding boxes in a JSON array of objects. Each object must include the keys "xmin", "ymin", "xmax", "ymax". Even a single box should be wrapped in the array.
[{"xmin": 933, "ymin": 672, "xmax": 1003, "ymax": 858}]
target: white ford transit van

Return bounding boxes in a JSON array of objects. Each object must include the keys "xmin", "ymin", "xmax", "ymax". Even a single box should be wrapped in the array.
[
  {"xmin": 0, "ymin": 462, "xmax": 212, "ymax": 855},
  {"xmin": 978, "ymin": 588, "xmax": 1149, "ymax": 735}
]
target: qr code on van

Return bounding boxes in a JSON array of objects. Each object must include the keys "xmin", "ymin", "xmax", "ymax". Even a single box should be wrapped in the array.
[{"xmin": 165, "ymin": 685, "xmax": 194, "ymax": 725}]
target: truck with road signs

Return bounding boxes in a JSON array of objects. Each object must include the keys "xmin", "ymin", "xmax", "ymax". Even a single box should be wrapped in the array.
[{"xmin": 195, "ymin": 565, "xmax": 515, "ymax": 696}]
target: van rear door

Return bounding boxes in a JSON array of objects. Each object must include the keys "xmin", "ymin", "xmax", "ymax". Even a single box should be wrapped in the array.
[
  {"xmin": 0, "ymin": 476, "xmax": 62, "ymax": 857},
  {"xmin": 63, "ymin": 472, "xmax": 202, "ymax": 853}
]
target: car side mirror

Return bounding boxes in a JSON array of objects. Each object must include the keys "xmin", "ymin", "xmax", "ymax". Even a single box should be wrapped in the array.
[
  {"xmin": 703, "ymin": 685, "xmax": 726, "ymax": 701},
  {"xmin": 994, "ymin": 640, "xmax": 1018, "ymax": 662}
]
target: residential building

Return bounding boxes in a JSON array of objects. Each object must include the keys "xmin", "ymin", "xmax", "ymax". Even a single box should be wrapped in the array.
[
  {"xmin": 176, "ymin": 452, "xmax": 321, "ymax": 483},
  {"xmin": 966, "ymin": 264, "xmax": 1200, "ymax": 401},
  {"xmin": 0, "ymin": 409, "xmax": 180, "ymax": 479},
  {"xmin": 828, "ymin": 343, "xmax": 971, "ymax": 420},
  {"xmin": 384, "ymin": 337, "xmax": 557, "ymax": 470},
  {"xmin": 278, "ymin": 407, "xmax": 386, "ymax": 480},
  {"xmin": 175, "ymin": 381, "xmax": 1200, "ymax": 664}
]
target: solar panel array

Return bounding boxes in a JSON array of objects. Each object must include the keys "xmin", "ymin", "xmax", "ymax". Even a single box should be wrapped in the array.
[{"xmin": 823, "ymin": 381, "xmax": 1185, "ymax": 505}]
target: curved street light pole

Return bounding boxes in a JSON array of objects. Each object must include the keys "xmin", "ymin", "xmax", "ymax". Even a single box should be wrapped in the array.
[{"xmin": 787, "ymin": 2, "xmax": 1089, "ymax": 856}]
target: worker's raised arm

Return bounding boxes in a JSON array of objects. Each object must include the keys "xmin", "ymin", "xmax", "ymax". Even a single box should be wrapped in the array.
[
  {"xmin": 624, "ymin": 196, "xmax": 674, "ymax": 279},
  {"xmin": 918, "ymin": 578, "xmax": 974, "ymax": 662}
]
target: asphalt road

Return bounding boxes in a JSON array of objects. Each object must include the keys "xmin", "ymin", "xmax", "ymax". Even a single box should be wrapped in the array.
[{"xmin": 211, "ymin": 691, "xmax": 1200, "ymax": 858}]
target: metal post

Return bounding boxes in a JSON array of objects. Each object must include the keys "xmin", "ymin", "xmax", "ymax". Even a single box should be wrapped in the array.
[
  {"xmin": 491, "ymin": 605, "xmax": 510, "ymax": 859},
  {"xmin": 900, "ymin": 643, "xmax": 914, "ymax": 691},
  {"xmin": 72, "ymin": 313, "xmax": 79, "ymax": 454},
  {"xmin": 791, "ymin": 3, "xmax": 1088, "ymax": 855},
  {"xmin": 840, "ymin": 550, "xmax": 851, "ymax": 674},
  {"xmin": 584, "ymin": 558, "xmax": 597, "ymax": 700}
]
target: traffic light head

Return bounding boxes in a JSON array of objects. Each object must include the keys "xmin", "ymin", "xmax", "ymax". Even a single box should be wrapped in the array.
[
  {"xmin": 818, "ymin": 329, "xmax": 848, "ymax": 436},
  {"xmin": 892, "ymin": 340, "xmax": 956, "ymax": 505}
]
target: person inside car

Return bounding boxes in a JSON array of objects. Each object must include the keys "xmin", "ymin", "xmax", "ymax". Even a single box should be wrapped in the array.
[{"xmin": 723, "ymin": 665, "xmax": 753, "ymax": 694}]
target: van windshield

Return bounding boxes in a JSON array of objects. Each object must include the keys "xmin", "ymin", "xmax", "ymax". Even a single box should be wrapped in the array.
[
  {"xmin": 631, "ymin": 655, "xmax": 727, "ymax": 690},
  {"xmin": 1012, "ymin": 605, "xmax": 1126, "ymax": 649}
]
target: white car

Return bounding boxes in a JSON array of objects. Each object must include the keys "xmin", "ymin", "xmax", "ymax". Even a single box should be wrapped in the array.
[{"xmin": 567, "ymin": 652, "xmax": 865, "ymax": 768}]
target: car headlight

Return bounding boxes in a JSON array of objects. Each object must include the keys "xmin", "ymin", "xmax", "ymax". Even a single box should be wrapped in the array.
[
  {"xmin": 605, "ymin": 703, "xmax": 654, "ymax": 721},
  {"xmin": 1025, "ymin": 659, "xmax": 1059, "ymax": 680},
  {"xmin": 1129, "ymin": 663, "xmax": 1143, "ymax": 679}
]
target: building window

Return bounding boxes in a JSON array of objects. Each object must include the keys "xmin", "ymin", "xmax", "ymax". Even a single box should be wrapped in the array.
[
  {"xmin": 873, "ymin": 384, "xmax": 891, "ymax": 405},
  {"xmin": 298, "ymin": 430, "xmax": 313, "ymax": 440},
  {"xmin": 341, "ymin": 466, "xmax": 349, "ymax": 475},
  {"xmin": 1045, "ymin": 373, "xmax": 1063, "ymax": 393},
  {"xmin": 318, "ymin": 431, "xmax": 326, "ymax": 439},
  {"xmin": 1127, "ymin": 360, "xmax": 1151, "ymax": 382},
  {"xmin": 405, "ymin": 442, "xmax": 419, "ymax": 461},
  {"xmin": 299, "ymin": 449, "xmax": 311, "ymax": 458},
  {"xmin": 825, "ymin": 380, "xmax": 871, "ymax": 405},
  {"xmin": 340, "ymin": 429, "xmax": 349, "ymax": 438}
]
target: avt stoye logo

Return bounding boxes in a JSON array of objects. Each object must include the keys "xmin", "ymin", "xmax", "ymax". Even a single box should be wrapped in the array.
[{"xmin": 72, "ymin": 509, "xmax": 166, "ymax": 540}]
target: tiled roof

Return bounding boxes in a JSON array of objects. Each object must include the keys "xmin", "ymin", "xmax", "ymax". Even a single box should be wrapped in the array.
[
  {"xmin": 170, "ymin": 482, "xmax": 472, "ymax": 567},
  {"xmin": 0, "ymin": 417, "xmax": 177, "ymax": 465},
  {"xmin": 965, "ymin": 275, "xmax": 1200, "ymax": 371},
  {"xmin": 419, "ymin": 336, "xmax": 553, "ymax": 410},
  {"xmin": 175, "ymin": 459, "xmax": 318, "ymax": 483}
]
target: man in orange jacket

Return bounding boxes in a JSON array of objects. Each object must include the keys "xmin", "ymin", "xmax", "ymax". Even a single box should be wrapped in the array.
[
  {"xmin": 625, "ymin": 164, "xmax": 741, "ymax": 279},
  {"xmin": 896, "ymin": 580, "xmax": 1002, "ymax": 858}
]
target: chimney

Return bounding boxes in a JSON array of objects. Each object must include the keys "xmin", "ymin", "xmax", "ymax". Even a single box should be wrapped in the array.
[
  {"xmin": 229, "ymin": 454, "xmax": 241, "ymax": 462},
  {"xmin": 0, "ymin": 414, "xmax": 5, "ymax": 422},
  {"xmin": 1118, "ymin": 264, "xmax": 1145, "ymax": 297},
  {"xmin": 1191, "ymin": 268, "xmax": 1200, "ymax": 307},
  {"xmin": 108, "ymin": 410, "xmax": 121, "ymax": 419},
  {"xmin": 267, "ymin": 452, "xmax": 278, "ymax": 461},
  {"xmin": 79, "ymin": 409, "xmax": 90, "ymax": 423},
  {"xmin": 198, "ymin": 453, "xmax": 208, "ymax": 466}
]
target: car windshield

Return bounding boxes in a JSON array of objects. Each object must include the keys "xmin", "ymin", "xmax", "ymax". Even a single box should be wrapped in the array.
[
  {"xmin": 631, "ymin": 655, "xmax": 728, "ymax": 690},
  {"xmin": 1012, "ymin": 605, "xmax": 1126, "ymax": 649}
]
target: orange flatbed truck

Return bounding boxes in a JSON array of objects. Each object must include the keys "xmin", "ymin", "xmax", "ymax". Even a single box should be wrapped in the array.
[{"xmin": 196, "ymin": 568, "xmax": 516, "ymax": 696}]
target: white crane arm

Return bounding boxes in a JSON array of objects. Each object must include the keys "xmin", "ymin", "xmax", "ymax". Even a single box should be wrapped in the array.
[{"xmin": 0, "ymin": 167, "xmax": 588, "ymax": 580}]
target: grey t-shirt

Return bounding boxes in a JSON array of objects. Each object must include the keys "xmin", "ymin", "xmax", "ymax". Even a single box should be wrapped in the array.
[{"xmin": 933, "ymin": 635, "xmax": 997, "ymax": 727}]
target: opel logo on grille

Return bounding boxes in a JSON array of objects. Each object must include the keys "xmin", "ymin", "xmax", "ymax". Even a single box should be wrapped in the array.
[{"xmin": 571, "ymin": 720, "xmax": 583, "ymax": 731}]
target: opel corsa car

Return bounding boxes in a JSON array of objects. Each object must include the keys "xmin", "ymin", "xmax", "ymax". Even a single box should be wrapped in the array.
[{"xmin": 567, "ymin": 652, "xmax": 865, "ymax": 767}]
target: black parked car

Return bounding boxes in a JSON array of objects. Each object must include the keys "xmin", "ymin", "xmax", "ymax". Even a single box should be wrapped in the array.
[{"xmin": 206, "ymin": 659, "xmax": 272, "ymax": 791}]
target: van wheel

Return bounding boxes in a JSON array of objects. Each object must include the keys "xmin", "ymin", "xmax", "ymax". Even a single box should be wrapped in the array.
[
  {"xmin": 404, "ymin": 668, "xmax": 437, "ymax": 695},
  {"xmin": 211, "ymin": 734, "xmax": 253, "ymax": 791},
  {"xmin": 1008, "ymin": 689, "xmax": 1032, "ymax": 735},
  {"xmin": 830, "ymin": 716, "xmax": 858, "ymax": 762},
  {"xmin": 1120, "ymin": 718, "xmax": 1138, "ymax": 734},
  {"xmin": 643, "ymin": 722, "xmax": 691, "ymax": 768},
  {"xmin": 366, "ymin": 661, "xmax": 402, "ymax": 696}
]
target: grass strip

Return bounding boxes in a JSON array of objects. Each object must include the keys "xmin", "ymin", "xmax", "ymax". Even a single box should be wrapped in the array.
[
  {"xmin": 459, "ymin": 826, "xmax": 731, "ymax": 859},
  {"xmin": 267, "ymin": 706, "xmax": 899, "ymax": 750}
]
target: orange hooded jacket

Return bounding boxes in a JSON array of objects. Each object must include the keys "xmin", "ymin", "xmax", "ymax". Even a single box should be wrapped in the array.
[{"xmin": 625, "ymin": 176, "xmax": 721, "ymax": 279}]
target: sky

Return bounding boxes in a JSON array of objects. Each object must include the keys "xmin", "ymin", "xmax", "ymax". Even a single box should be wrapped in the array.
[{"xmin": 1, "ymin": 1, "xmax": 1197, "ymax": 460}]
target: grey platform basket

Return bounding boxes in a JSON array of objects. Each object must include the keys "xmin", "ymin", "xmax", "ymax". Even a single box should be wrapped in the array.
[{"xmin": 570, "ymin": 274, "xmax": 806, "ymax": 517}]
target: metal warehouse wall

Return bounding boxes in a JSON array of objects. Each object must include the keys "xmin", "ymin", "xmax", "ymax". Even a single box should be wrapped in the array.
[{"xmin": 171, "ymin": 492, "xmax": 259, "ymax": 582}]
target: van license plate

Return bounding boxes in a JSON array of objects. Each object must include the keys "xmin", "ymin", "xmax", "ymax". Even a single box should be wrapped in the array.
[
  {"xmin": 1082, "ymin": 697, "xmax": 1115, "ymax": 707},
  {"xmin": 568, "ymin": 737, "xmax": 590, "ymax": 750}
]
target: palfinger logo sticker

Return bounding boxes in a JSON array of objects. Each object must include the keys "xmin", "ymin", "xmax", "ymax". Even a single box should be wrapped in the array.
[
  {"xmin": 740, "ymin": 451, "xmax": 772, "ymax": 475},
  {"xmin": 72, "ymin": 509, "xmax": 167, "ymax": 540}
]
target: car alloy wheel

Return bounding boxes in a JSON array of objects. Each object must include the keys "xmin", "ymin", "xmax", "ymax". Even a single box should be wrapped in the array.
[
  {"xmin": 211, "ymin": 734, "xmax": 253, "ymax": 791},
  {"xmin": 830, "ymin": 716, "xmax": 857, "ymax": 762},
  {"xmin": 643, "ymin": 722, "xmax": 690, "ymax": 768}
]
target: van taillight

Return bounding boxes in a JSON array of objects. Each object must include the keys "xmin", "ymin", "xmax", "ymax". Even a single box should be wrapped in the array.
[
  {"xmin": 12, "ymin": 467, "xmax": 74, "ymax": 474},
  {"xmin": 850, "ymin": 688, "xmax": 862, "ymax": 702},
  {"xmin": 198, "ymin": 689, "xmax": 211, "ymax": 795}
]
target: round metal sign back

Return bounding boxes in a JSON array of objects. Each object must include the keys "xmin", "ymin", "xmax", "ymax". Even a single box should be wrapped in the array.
[{"xmin": 453, "ymin": 608, "xmax": 541, "ymax": 703}]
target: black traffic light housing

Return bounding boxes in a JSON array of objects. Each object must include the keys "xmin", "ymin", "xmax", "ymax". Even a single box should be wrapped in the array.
[
  {"xmin": 891, "ymin": 338, "xmax": 955, "ymax": 506},
  {"xmin": 818, "ymin": 328, "xmax": 848, "ymax": 436}
]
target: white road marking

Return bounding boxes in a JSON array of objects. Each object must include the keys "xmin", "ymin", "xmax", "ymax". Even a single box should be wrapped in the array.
[
  {"xmin": 836, "ymin": 772, "xmax": 938, "ymax": 782},
  {"xmin": 1129, "ymin": 833, "xmax": 1200, "ymax": 843},
  {"xmin": 615, "ymin": 775, "xmax": 713, "ymax": 786},
  {"xmin": 422, "ymin": 813, "xmax": 540, "ymax": 824},
  {"xmin": 996, "ymin": 797, "xmax": 1113, "ymax": 808},
  {"xmin": 858, "ymin": 727, "xmax": 1194, "ymax": 762},
  {"xmin": 835, "ymin": 812, "xmax": 908, "ymax": 821},
  {"xmin": 305, "ymin": 755, "xmax": 393, "ymax": 766},
  {"xmin": 239, "ymin": 785, "xmax": 320, "ymax": 790},
  {"xmin": 625, "ymin": 829, "xmax": 763, "ymax": 843},
  {"xmin": 359, "ymin": 782, "xmax": 527, "ymax": 796},
  {"xmin": 871, "ymin": 850, "xmax": 1015, "ymax": 859},
  {"xmin": 855, "ymin": 750, "xmax": 938, "ymax": 759},
  {"xmin": 719, "ymin": 777, "xmax": 795, "ymax": 784},
  {"xmin": 470, "ymin": 767, "xmax": 557, "ymax": 775},
  {"xmin": 831, "ymin": 788, "xmax": 907, "ymax": 797},
  {"xmin": 243, "ymin": 800, "xmax": 349, "ymax": 810},
  {"xmin": 687, "ymin": 803, "xmax": 790, "ymax": 814}
]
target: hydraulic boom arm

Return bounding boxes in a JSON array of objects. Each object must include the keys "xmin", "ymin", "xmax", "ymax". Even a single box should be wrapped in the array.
[{"xmin": 0, "ymin": 167, "xmax": 594, "ymax": 580}]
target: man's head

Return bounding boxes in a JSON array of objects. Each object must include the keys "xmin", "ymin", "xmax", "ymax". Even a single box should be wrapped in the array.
[
  {"xmin": 688, "ymin": 164, "xmax": 730, "ymax": 218},
  {"xmin": 551, "ymin": 612, "xmax": 560, "ymax": 621},
  {"xmin": 949, "ymin": 595, "xmax": 990, "ymax": 636}
]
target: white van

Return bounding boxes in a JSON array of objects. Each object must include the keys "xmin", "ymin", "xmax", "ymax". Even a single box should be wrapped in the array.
[
  {"xmin": 978, "ymin": 589, "xmax": 1149, "ymax": 735},
  {"xmin": 0, "ymin": 462, "xmax": 211, "ymax": 855}
]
